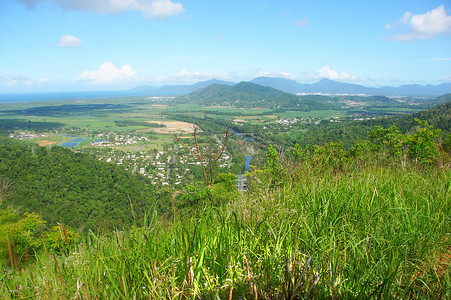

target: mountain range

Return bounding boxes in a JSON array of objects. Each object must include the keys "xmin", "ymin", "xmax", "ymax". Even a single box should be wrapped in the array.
[{"xmin": 131, "ymin": 77, "xmax": 451, "ymax": 97}]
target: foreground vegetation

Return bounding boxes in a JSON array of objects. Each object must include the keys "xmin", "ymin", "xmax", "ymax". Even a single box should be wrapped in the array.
[
  {"xmin": 1, "ymin": 122, "xmax": 450, "ymax": 299},
  {"xmin": 1, "ymin": 94, "xmax": 450, "ymax": 298}
]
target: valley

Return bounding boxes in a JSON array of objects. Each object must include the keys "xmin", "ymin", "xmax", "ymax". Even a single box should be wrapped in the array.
[{"xmin": 0, "ymin": 82, "xmax": 450, "ymax": 299}]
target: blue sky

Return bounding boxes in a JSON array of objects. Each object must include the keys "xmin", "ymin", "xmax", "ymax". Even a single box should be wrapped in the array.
[{"xmin": 1, "ymin": 0, "xmax": 450, "ymax": 92}]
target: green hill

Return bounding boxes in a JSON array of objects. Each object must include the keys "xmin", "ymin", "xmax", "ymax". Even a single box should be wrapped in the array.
[
  {"xmin": 179, "ymin": 81, "xmax": 333, "ymax": 110},
  {"xmin": 0, "ymin": 138, "xmax": 165, "ymax": 231}
]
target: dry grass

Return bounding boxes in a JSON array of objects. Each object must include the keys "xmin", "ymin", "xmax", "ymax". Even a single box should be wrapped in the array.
[
  {"xmin": 36, "ymin": 140, "xmax": 57, "ymax": 146},
  {"xmin": 146, "ymin": 120, "xmax": 198, "ymax": 134}
]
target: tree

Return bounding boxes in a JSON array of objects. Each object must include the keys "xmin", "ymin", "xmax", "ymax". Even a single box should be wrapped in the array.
[
  {"xmin": 265, "ymin": 144, "xmax": 282, "ymax": 180},
  {"xmin": 405, "ymin": 119, "xmax": 441, "ymax": 164},
  {"xmin": 368, "ymin": 125, "xmax": 405, "ymax": 158}
]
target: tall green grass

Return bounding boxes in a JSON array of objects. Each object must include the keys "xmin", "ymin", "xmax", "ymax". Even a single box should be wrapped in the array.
[{"xmin": 1, "ymin": 163, "xmax": 450, "ymax": 299}]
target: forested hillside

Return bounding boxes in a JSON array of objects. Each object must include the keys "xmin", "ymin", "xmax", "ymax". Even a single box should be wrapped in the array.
[{"xmin": 0, "ymin": 138, "xmax": 165, "ymax": 231}]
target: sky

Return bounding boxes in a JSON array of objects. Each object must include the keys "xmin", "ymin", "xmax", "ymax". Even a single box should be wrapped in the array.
[{"xmin": 0, "ymin": 0, "xmax": 450, "ymax": 93}]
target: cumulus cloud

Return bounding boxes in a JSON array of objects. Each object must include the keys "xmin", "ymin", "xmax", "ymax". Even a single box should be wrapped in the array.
[
  {"xmin": 141, "ymin": 0, "xmax": 184, "ymax": 19},
  {"xmin": 384, "ymin": 5, "xmax": 451, "ymax": 41},
  {"xmin": 314, "ymin": 66, "xmax": 357, "ymax": 81},
  {"xmin": 16, "ymin": 0, "xmax": 185, "ymax": 19},
  {"xmin": 57, "ymin": 35, "xmax": 81, "ymax": 48},
  {"xmin": 385, "ymin": 12, "xmax": 412, "ymax": 30},
  {"xmin": 78, "ymin": 62, "xmax": 136, "ymax": 83}
]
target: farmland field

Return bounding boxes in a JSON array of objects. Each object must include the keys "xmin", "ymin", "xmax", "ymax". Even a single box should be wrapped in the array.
[{"xmin": 0, "ymin": 96, "xmax": 348, "ymax": 149}]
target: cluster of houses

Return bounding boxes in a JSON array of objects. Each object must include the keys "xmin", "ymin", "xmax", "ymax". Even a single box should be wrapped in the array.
[
  {"xmin": 9, "ymin": 132, "xmax": 47, "ymax": 140},
  {"xmin": 90, "ymin": 133, "xmax": 150, "ymax": 147},
  {"xmin": 97, "ymin": 145, "xmax": 231, "ymax": 186},
  {"xmin": 9, "ymin": 129, "xmax": 232, "ymax": 187},
  {"xmin": 275, "ymin": 117, "xmax": 322, "ymax": 126}
]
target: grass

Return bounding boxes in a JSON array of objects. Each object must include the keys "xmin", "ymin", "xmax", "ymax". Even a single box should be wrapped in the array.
[{"xmin": 1, "ymin": 160, "xmax": 449, "ymax": 299}]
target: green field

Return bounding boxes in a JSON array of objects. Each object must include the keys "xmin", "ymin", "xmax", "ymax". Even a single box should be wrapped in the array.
[{"xmin": 0, "ymin": 98, "xmax": 350, "ymax": 151}]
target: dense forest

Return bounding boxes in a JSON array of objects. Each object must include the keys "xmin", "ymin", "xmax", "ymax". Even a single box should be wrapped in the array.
[{"xmin": 0, "ymin": 138, "xmax": 167, "ymax": 232}]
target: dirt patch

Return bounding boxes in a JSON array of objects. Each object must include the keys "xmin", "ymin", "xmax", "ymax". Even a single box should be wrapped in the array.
[
  {"xmin": 147, "ymin": 121, "xmax": 198, "ymax": 134},
  {"xmin": 151, "ymin": 104, "xmax": 168, "ymax": 107},
  {"xmin": 37, "ymin": 141, "xmax": 57, "ymax": 146}
]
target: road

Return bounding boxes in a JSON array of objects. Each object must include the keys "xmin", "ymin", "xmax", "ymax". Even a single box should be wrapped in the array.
[{"xmin": 236, "ymin": 174, "xmax": 247, "ymax": 192}]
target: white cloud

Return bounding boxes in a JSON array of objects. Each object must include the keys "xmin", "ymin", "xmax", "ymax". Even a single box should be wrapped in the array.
[
  {"xmin": 3, "ymin": 74, "xmax": 31, "ymax": 87},
  {"xmin": 293, "ymin": 18, "xmax": 309, "ymax": 27},
  {"xmin": 78, "ymin": 62, "xmax": 136, "ymax": 83},
  {"xmin": 384, "ymin": 5, "xmax": 451, "ymax": 41},
  {"xmin": 57, "ymin": 35, "xmax": 81, "ymax": 48},
  {"xmin": 252, "ymin": 69, "xmax": 296, "ymax": 80},
  {"xmin": 16, "ymin": 0, "xmax": 185, "ymax": 19},
  {"xmin": 385, "ymin": 12, "xmax": 412, "ymax": 30},
  {"xmin": 314, "ymin": 66, "xmax": 357, "ymax": 81},
  {"xmin": 441, "ymin": 74, "xmax": 451, "ymax": 82},
  {"xmin": 141, "ymin": 0, "xmax": 185, "ymax": 19}
]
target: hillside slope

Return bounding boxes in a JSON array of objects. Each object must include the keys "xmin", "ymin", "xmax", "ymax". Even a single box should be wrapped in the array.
[{"xmin": 0, "ymin": 138, "xmax": 164, "ymax": 231}]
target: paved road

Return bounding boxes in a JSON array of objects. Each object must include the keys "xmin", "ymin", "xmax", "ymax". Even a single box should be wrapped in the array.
[{"xmin": 236, "ymin": 174, "xmax": 247, "ymax": 192}]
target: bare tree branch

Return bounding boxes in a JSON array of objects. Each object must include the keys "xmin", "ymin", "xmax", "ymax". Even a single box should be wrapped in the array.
[{"xmin": 175, "ymin": 126, "xmax": 232, "ymax": 187}]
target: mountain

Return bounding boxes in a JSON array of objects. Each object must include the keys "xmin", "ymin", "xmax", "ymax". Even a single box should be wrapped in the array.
[
  {"xmin": 250, "ymin": 77, "xmax": 308, "ymax": 94},
  {"xmin": 377, "ymin": 83, "xmax": 451, "ymax": 97},
  {"xmin": 179, "ymin": 81, "xmax": 332, "ymax": 110},
  {"xmin": 248, "ymin": 77, "xmax": 451, "ymax": 97},
  {"xmin": 130, "ymin": 79, "xmax": 235, "ymax": 95},
  {"xmin": 300, "ymin": 78, "xmax": 377, "ymax": 95},
  {"xmin": 250, "ymin": 77, "xmax": 451, "ymax": 97},
  {"xmin": 130, "ymin": 78, "xmax": 451, "ymax": 97}
]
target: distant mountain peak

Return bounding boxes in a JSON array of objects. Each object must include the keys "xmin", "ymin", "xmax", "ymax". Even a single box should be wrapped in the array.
[{"xmin": 129, "ymin": 77, "xmax": 451, "ymax": 97}]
